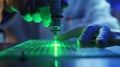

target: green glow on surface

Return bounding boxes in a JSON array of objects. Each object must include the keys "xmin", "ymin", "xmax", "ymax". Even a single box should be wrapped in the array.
[
  {"xmin": 54, "ymin": 46, "xmax": 58, "ymax": 57},
  {"xmin": 54, "ymin": 43, "xmax": 60, "ymax": 47},
  {"xmin": 53, "ymin": 41, "xmax": 59, "ymax": 67},
  {"xmin": 23, "ymin": 13, "xmax": 32, "ymax": 22},
  {"xmin": 53, "ymin": 40, "xmax": 60, "ymax": 46},
  {"xmin": 0, "ymin": 40, "xmax": 78, "ymax": 59},
  {"xmin": 31, "ymin": 12, "xmax": 42, "ymax": 23},
  {"xmin": 53, "ymin": 40, "xmax": 60, "ymax": 57},
  {"xmin": 55, "ymin": 60, "xmax": 59, "ymax": 67}
]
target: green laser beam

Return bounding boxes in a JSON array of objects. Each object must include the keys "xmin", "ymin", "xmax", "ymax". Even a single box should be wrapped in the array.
[
  {"xmin": 55, "ymin": 60, "xmax": 59, "ymax": 67},
  {"xmin": 53, "ymin": 40, "xmax": 60, "ymax": 57}
]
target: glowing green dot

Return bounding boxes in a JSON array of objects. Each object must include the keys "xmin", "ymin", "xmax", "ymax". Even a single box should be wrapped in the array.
[
  {"xmin": 23, "ymin": 13, "xmax": 32, "ymax": 22},
  {"xmin": 54, "ymin": 43, "xmax": 60, "ymax": 47},
  {"xmin": 31, "ymin": 12, "xmax": 42, "ymax": 23}
]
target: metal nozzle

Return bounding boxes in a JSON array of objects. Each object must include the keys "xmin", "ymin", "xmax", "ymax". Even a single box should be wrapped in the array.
[{"xmin": 50, "ymin": 26, "xmax": 60, "ymax": 39}]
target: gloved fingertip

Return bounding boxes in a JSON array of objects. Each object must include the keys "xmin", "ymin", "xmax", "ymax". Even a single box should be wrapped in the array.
[
  {"xmin": 23, "ymin": 14, "xmax": 32, "ymax": 22},
  {"xmin": 43, "ymin": 24, "xmax": 49, "ymax": 27},
  {"xmin": 33, "ymin": 20, "xmax": 41, "ymax": 23},
  {"xmin": 96, "ymin": 38, "xmax": 106, "ymax": 48},
  {"xmin": 42, "ymin": 20, "xmax": 51, "ymax": 27},
  {"xmin": 78, "ymin": 35, "xmax": 90, "ymax": 47},
  {"xmin": 31, "ymin": 12, "xmax": 42, "ymax": 23},
  {"xmin": 114, "ymin": 34, "xmax": 120, "ymax": 40}
]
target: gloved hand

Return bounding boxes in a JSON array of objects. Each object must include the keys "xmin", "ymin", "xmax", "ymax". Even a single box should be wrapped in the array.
[
  {"xmin": 56, "ymin": 24, "xmax": 120, "ymax": 48},
  {"xmin": 6, "ymin": 0, "xmax": 51, "ymax": 27}
]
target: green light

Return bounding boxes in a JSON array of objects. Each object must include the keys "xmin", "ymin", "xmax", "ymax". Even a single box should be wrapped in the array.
[
  {"xmin": 53, "ymin": 40, "xmax": 60, "ymax": 46},
  {"xmin": 31, "ymin": 12, "xmax": 42, "ymax": 23},
  {"xmin": 53, "ymin": 40, "xmax": 60, "ymax": 57},
  {"xmin": 41, "ymin": 14, "xmax": 51, "ymax": 27},
  {"xmin": 77, "ymin": 39, "xmax": 81, "ymax": 50},
  {"xmin": 39, "ymin": 7, "xmax": 52, "ymax": 27},
  {"xmin": 54, "ymin": 43, "xmax": 60, "ymax": 47},
  {"xmin": 10, "ymin": 6, "xmax": 18, "ymax": 12},
  {"xmin": 0, "ymin": 40, "xmax": 79, "ymax": 59},
  {"xmin": 55, "ymin": 60, "xmax": 58, "ymax": 67},
  {"xmin": 23, "ymin": 13, "xmax": 32, "ymax": 22},
  {"xmin": 53, "ymin": 41, "xmax": 59, "ymax": 67},
  {"xmin": 54, "ymin": 45, "xmax": 58, "ymax": 57}
]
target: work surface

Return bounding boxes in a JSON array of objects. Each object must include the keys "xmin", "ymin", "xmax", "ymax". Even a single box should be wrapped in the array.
[{"xmin": 0, "ymin": 40, "xmax": 120, "ymax": 67}]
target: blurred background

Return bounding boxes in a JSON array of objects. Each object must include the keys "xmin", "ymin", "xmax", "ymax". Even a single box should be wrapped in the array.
[
  {"xmin": 107, "ymin": 0, "xmax": 120, "ymax": 22},
  {"xmin": 0, "ymin": 0, "xmax": 120, "ymax": 43}
]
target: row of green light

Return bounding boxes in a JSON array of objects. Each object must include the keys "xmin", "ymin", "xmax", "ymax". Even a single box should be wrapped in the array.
[
  {"xmin": 53, "ymin": 40, "xmax": 60, "ymax": 57},
  {"xmin": 53, "ymin": 40, "xmax": 81, "ymax": 57},
  {"xmin": 52, "ymin": 40, "xmax": 81, "ymax": 67},
  {"xmin": 52, "ymin": 40, "xmax": 82, "ymax": 67},
  {"xmin": 55, "ymin": 60, "xmax": 59, "ymax": 67},
  {"xmin": 10, "ymin": 6, "xmax": 51, "ymax": 27},
  {"xmin": 53, "ymin": 40, "xmax": 60, "ymax": 67}
]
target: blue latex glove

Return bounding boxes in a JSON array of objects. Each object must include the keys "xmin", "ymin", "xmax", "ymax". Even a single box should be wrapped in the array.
[{"xmin": 56, "ymin": 24, "xmax": 120, "ymax": 48}]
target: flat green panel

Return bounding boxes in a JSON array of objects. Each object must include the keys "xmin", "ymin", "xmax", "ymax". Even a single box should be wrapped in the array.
[{"xmin": 0, "ymin": 40, "xmax": 78, "ymax": 58}]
